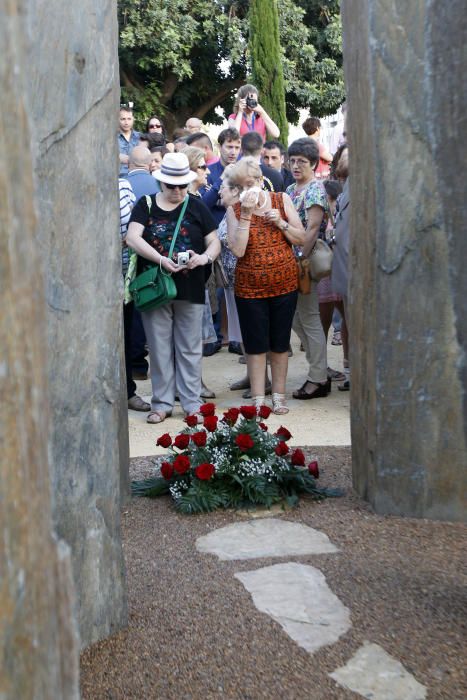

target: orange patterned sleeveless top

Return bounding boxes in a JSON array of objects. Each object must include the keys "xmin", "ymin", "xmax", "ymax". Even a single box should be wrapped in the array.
[{"xmin": 234, "ymin": 193, "xmax": 297, "ymax": 299}]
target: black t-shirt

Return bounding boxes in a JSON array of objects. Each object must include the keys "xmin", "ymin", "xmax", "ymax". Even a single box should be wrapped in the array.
[
  {"xmin": 130, "ymin": 193, "xmax": 217, "ymax": 304},
  {"xmin": 260, "ymin": 163, "xmax": 284, "ymax": 192}
]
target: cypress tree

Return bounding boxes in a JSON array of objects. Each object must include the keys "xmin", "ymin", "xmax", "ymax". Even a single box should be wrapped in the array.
[{"xmin": 248, "ymin": 0, "xmax": 288, "ymax": 145}]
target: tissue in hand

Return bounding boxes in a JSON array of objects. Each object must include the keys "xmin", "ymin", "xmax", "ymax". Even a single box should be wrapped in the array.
[{"xmin": 239, "ymin": 186, "xmax": 261, "ymax": 204}]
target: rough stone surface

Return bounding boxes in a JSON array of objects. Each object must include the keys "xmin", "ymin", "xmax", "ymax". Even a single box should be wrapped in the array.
[
  {"xmin": 341, "ymin": 1, "xmax": 467, "ymax": 521},
  {"xmin": 25, "ymin": 0, "xmax": 128, "ymax": 645},
  {"xmin": 235, "ymin": 563, "xmax": 351, "ymax": 654},
  {"xmin": 196, "ymin": 518, "xmax": 339, "ymax": 559},
  {"xmin": 0, "ymin": 2, "xmax": 79, "ymax": 695},
  {"xmin": 330, "ymin": 642, "xmax": 428, "ymax": 700}
]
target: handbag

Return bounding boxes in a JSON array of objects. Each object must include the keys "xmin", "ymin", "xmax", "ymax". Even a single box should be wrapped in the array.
[
  {"xmin": 296, "ymin": 256, "xmax": 311, "ymax": 294},
  {"xmin": 129, "ymin": 196, "xmax": 189, "ymax": 311},
  {"xmin": 308, "ymin": 239, "xmax": 333, "ymax": 281},
  {"xmin": 308, "ymin": 204, "xmax": 335, "ymax": 281}
]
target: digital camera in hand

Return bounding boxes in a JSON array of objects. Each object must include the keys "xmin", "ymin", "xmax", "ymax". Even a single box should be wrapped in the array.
[{"xmin": 177, "ymin": 251, "xmax": 190, "ymax": 266}]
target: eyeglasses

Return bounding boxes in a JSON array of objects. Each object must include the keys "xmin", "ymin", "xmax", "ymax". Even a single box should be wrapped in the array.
[
  {"xmin": 198, "ymin": 164, "xmax": 208, "ymax": 170},
  {"xmin": 149, "ymin": 123, "xmax": 162, "ymax": 129},
  {"xmin": 165, "ymin": 183, "xmax": 189, "ymax": 190},
  {"xmin": 289, "ymin": 157, "xmax": 311, "ymax": 167}
]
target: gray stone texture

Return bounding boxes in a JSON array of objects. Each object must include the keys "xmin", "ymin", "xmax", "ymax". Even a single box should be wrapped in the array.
[
  {"xmin": 341, "ymin": 0, "xmax": 467, "ymax": 521},
  {"xmin": 330, "ymin": 642, "xmax": 427, "ymax": 700},
  {"xmin": 25, "ymin": 0, "xmax": 128, "ymax": 644},
  {"xmin": 0, "ymin": 2, "xmax": 79, "ymax": 696},
  {"xmin": 196, "ymin": 519, "xmax": 339, "ymax": 560},
  {"xmin": 235, "ymin": 563, "xmax": 351, "ymax": 654}
]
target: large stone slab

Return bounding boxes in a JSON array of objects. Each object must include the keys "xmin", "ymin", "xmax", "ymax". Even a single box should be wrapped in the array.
[
  {"xmin": 0, "ymin": 1, "xmax": 79, "ymax": 695},
  {"xmin": 25, "ymin": 0, "xmax": 128, "ymax": 645},
  {"xmin": 235, "ymin": 563, "xmax": 351, "ymax": 654},
  {"xmin": 341, "ymin": 1, "xmax": 467, "ymax": 521},
  {"xmin": 196, "ymin": 519, "xmax": 339, "ymax": 560},
  {"xmin": 330, "ymin": 642, "xmax": 427, "ymax": 700}
]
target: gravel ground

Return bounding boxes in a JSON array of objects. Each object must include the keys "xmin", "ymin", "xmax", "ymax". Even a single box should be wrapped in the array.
[{"xmin": 80, "ymin": 448, "xmax": 467, "ymax": 699}]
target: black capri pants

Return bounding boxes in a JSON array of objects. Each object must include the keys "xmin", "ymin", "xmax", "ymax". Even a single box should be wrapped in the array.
[{"xmin": 235, "ymin": 290, "xmax": 298, "ymax": 355}]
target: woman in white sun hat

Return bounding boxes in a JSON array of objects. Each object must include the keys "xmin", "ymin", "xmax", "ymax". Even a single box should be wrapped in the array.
[{"xmin": 126, "ymin": 152, "xmax": 220, "ymax": 424}]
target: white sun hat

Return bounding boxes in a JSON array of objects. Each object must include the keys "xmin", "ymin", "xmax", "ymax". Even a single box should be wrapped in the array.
[{"xmin": 153, "ymin": 152, "xmax": 197, "ymax": 185}]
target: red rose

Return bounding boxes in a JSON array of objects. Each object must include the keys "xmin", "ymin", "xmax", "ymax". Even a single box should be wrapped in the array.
[
  {"xmin": 275, "ymin": 426, "xmax": 292, "ymax": 441},
  {"xmin": 200, "ymin": 402, "xmax": 216, "ymax": 416},
  {"xmin": 173, "ymin": 455, "xmax": 191, "ymax": 475},
  {"xmin": 174, "ymin": 434, "xmax": 190, "ymax": 450},
  {"xmin": 184, "ymin": 414, "xmax": 199, "ymax": 428},
  {"xmin": 258, "ymin": 422, "xmax": 268, "ymax": 431},
  {"xmin": 160, "ymin": 461, "xmax": 174, "ymax": 480},
  {"xmin": 191, "ymin": 431, "xmax": 207, "ymax": 447},
  {"xmin": 308, "ymin": 460, "xmax": 319, "ymax": 479},
  {"xmin": 156, "ymin": 433, "xmax": 172, "ymax": 448},
  {"xmin": 275, "ymin": 441, "xmax": 289, "ymax": 456},
  {"xmin": 258, "ymin": 405, "xmax": 272, "ymax": 419},
  {"xmin": 235, "ymin": 433, "xmax": 254, "ymax": 451},
  {"xmin": 194, "ymin": 462, "xmax": 216, "ymax": 480},
  {"xmin": 203, "ymin": 415, "xmax": 218, "ymax": 432},
  {"xmin": 240, "ymin": 405, "xmax": 257, "ymax": 420},
  {"xmin": 291, "ymin": 448, "xmax": 305, "ymax": 466},
  {"xmin": 223, "ymin": 407, "xmax": 240, "ymax": 423}
]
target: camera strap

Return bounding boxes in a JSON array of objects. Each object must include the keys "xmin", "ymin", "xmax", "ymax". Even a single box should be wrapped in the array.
[{"xmin": 243, "ymin": 112, "xmax": 256, "ymax": 132}]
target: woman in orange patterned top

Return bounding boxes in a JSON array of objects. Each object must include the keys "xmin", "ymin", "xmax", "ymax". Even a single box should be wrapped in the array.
[{"xmin": 226, "ymin": 157, "xmax": 305, "ymax": 414}]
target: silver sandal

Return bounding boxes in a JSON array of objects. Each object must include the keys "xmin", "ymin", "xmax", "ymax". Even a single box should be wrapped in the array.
[
  {"xmin": 252, "ymin": 395, "xmax": 266, "ymax": 412},
  {"xmin": 272, "ymin": 393, "xmax": 289, "ymax": 415}
]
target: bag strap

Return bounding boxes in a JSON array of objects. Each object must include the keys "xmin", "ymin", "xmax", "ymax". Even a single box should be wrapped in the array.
[
  {"xmin": 145, "ymin": 194, "xmax": 189, "ymax": 273},
  {"xmin": 167, "ymin": 196, "xmax": 189, "ymax": 260}
]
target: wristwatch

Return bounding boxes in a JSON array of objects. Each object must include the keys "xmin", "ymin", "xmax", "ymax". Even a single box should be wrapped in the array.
[{"xmin": 282, "ymin": 221, "xmax": 289, "ymax": 233}]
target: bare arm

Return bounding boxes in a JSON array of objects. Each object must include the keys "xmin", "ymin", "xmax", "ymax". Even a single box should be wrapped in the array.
[
  {"xmin": 255, "ymin": 104, "xmax": 280, "ymax": 139},
  {"xmin": 228, "ymin": 100, "xmax": 245, "ymax": 132},
  {"xmin": 186, "ymin": 231, "xmax": 221, "ymax": 269},
  {"xmin": 226, "ymin": 205, "xmax": 251, "ymax": 258},
  {"xmin": 302, "ymin": 205, "xmax": 325, "ymax": 257},
  {"xmin": 125, "ymin": 221, "xmax": 180, "ymax": 273}
]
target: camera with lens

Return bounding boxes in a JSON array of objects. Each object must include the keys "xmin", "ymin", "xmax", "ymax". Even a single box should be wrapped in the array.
[
  {"xmin": 177, "ymin": 251, "xmax": 190, "ymax": 266},
  {"xmin": 246, "ymin": 96, "xmax": 258, "ymax": 109}
]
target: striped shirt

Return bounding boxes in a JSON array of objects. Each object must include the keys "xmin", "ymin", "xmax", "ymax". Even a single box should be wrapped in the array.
[{"xmin": 119, "ymin": 178, "xmax": 136, "ymax": 275}]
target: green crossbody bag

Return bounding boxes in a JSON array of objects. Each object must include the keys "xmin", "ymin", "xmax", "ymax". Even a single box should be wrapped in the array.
[{"xmin": 129, "ymin": 196, "xmax": 189, "ymax": 312}]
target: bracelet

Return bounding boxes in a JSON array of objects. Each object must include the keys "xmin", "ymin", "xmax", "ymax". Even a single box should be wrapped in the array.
[
  {"xmin": 240, "ymin": 216, "xmax": 251, "ymax": 222},
  {"xmin": 237, "ymin": 226, "xmax": 249, "ymax": 231},
  {"xmin": 205, "ymin": 252, "xmax": 213, "ymax": 264}
]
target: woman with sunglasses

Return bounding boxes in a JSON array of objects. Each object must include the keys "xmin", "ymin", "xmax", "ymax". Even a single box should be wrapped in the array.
[
  {"xmin": 145, "ymin": 115, "xmax": 175, "ymax": 152},
  {"xmin": 126, "ymin": 152, "xmax": 220, "ymax": 424},
  {"xmin": 183, "ymin": 146, "xmax": 210, "ymax": 195}
]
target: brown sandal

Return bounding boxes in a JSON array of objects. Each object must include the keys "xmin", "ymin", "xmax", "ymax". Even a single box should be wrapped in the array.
[{"xmin": 146, "ymin": 410, "xmax": 171, "ymax": 424}]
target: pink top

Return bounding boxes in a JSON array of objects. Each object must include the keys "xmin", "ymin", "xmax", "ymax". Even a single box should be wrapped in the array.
[
  {"xmin": 315, "ymin": 143, "xmax": 331, "ymax": 179},
  {"xmin": 229, "ymin": 113, "xmax": 267, "ymax": 141}
]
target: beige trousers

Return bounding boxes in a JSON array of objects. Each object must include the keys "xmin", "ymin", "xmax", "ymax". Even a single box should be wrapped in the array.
[{"xmin": 292, "ymin": 284, "xmax": 327, "ymax": 384}]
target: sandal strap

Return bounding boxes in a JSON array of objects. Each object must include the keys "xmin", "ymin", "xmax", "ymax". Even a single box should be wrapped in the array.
[
  {"xmin": 252, "ymin": 395, "xmax": 266, "ymax": 410},
  {"xmin": 272, "ymin": 393, "xmax": 289, "ymax": 415}
]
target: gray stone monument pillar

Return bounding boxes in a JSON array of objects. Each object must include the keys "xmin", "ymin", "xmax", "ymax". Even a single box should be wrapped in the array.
[
  {"xmin": 0, "ymin": 2, "xmax": 79, "ymax": 697},
  {"xmin": 341, "ymin": 0, "xmax": 467, "ymax": 521},
  {"xmin": 25, "ymin": 0, "xmax": 128, "ymax": 644}
]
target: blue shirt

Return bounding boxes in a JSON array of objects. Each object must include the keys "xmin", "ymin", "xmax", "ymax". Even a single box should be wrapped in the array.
[
  {"xmin": 126, "ymin": 169, "xmax": 160, "ymax": 202},
  {"xmin": 119, "ymin": 130, "xmax": 141, "ymax": 175},
  {"xmin": 200, "ymin": 160, "xmax": 225, "ymax": 225}
]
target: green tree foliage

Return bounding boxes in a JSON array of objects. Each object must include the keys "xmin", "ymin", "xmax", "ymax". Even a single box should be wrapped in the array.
[
  {"xmin": 249, "ymin": 0, "xmax": 288, "ymax": 144},
  {"xmin": 118, "ymin": 0, "xmax": 344, "ymax": 133}
]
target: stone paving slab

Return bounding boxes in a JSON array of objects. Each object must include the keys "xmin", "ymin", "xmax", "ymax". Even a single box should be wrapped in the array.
[
  {"xmin": 330, "ymin": 642, "xmax": 428, "ymax": 699},
  {"xmin": 196, "ymin": 518, "xmax": 339, "ymax": 560},
  {"xmin": 235, "ymin": 562, "xmax": 352, "ymax": 654}
]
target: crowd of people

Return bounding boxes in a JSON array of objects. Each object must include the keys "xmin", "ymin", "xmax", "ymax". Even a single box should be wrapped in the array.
[{"xmin": 118, "ymin": 85, "xmax": 349, "ymax": 424}]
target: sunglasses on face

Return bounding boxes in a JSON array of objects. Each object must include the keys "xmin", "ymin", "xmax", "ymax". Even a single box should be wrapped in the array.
[
  {"xmin": 165, "ymin": 183, "xmax": 189, "ymax": 190},
  {"xmin": 198, "ymin": 164, "xmax": 208, "ymax": 170},
  {"xmin": 149, "ymin": 123, "xmax": 162, "ymax": 129}
]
